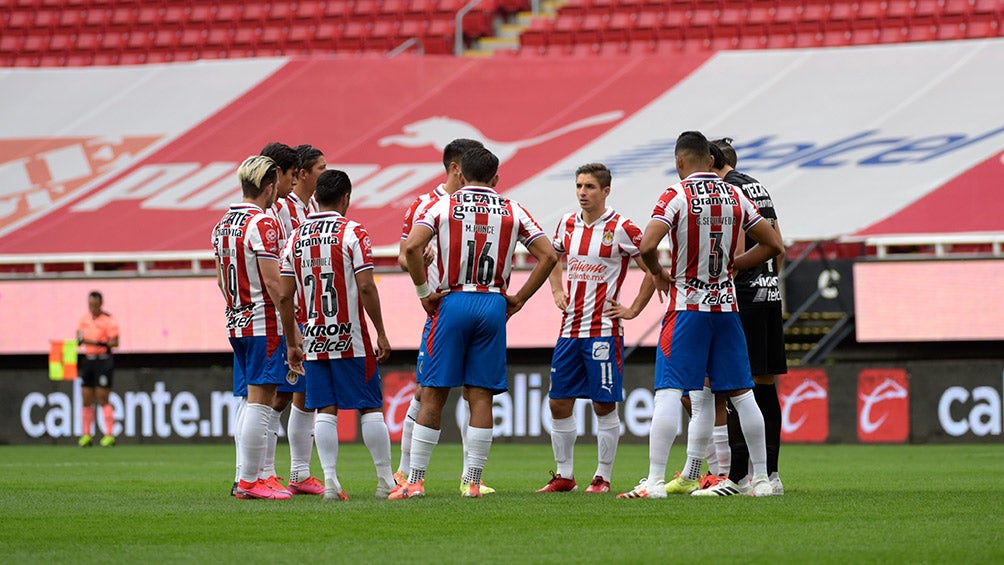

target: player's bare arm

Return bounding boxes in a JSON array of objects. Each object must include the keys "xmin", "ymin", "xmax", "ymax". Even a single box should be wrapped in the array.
[
  {"xmin": 604, "ymin": 257, "xmax": 658, "ymax": 319},
  {"xmin": 547, "ymin": 255, "xmax": 568, "ymax": 310},
  {"xmin": 505, "ymin": 236, "xmax": 558, "ymax": 319},
  {"xmin": 639, "ymin": 219, "xmax": 673, "ymax": 298},
  {"xmin": 355, "ymin": 269, "xmax": 391, "ymax": 364},
  {"xmin": 277, "ymin": 275, "xmax": 304, "ymax": 375},
  {"xmin": 403, "ymin": 224, "xmax": 442, "ymax": 316},
  {"xmin": 734, "ymin": 218, "xmax": 785, "ymax": 272}
]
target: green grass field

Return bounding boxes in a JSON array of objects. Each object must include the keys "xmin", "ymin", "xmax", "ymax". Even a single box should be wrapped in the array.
[{"xmin": 4, "ymin": 442, "xmax": 1002, "ymax": 563}]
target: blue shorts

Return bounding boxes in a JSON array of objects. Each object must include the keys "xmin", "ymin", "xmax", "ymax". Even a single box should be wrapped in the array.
[
  {"xmin": 549, "ymin": 336, "xmax": 624, "ymax": 403},
  {"xmin": 654, "ymin": 310, "xmax": 753, "ymax": 393},
  {"xmin": 229, "ymin": 335, "xmax": 288, "ymax": 396},
  {"xmin": 415, "ymin": 317, "xmax": 433, "ymax": 383},
  {"xmin": 420, "ymin": 292, "xmax": 507, "ymax": 393},
  {"xmin": 304, "ymin": 357, "xmax": 382, "ymax": 411}
]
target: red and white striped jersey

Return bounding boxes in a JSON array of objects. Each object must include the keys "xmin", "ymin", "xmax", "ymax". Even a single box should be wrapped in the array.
[
  {"xmin": 416, "ymin": 185, "xmax": 546, "ymax": 294},
  {"xmin": 553, "ymin": 208, "xmax": 643, "ymax": 338},
  {"xmin": 401, "ymin": 184, "xmax": 448, "ymax": 288},
  {"xmin": 280, "ymin": 211, "xmax": 377, "ymax": 361},
  {"xmin": 651, "ymin": 172, "xmax": 763, "ymax": 313},
  {"xmin": 211, "ymin": 203, "xmax": 283, "ymax": 338},
  {"xmin": 269, "ymin": 193, "xmax": 317, "ymax": 242}
]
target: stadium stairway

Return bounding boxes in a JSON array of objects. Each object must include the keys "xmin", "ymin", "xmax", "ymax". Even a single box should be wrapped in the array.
[{"xmin": 784, "ymin": 311, "xmax": 854, "ymax": 367}]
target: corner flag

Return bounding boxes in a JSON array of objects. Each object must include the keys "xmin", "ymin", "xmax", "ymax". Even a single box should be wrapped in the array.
[{"xmin": 49, "ymin": 340, "xmax": 78, "ymax": 380}]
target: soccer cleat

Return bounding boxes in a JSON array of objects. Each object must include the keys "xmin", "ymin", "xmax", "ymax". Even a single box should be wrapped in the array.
[
  {"xmin": 616, "ymin": 478, "xmax": 666, "ymax": 499},
  {"xmin": 393, "ymin": 471, "xmax": 407, "ymax": 487},
  {"xmin": 78, "ymin": 434, "xmax": 93, "ymax": 447},
  {"xmin": 459, "ymin": 480, "xmax": 497, "ymax": 495},
  {"xmin": 751, "ymin": 474, "xmax": 774, "ymax": 497},
  {"xmin": 230, "ymin": 481, "xmax": 238, "ymax": 497},
  {"xmin": 263, "ymin": 475, "xmax": 293, "ymax": 497},
  {"xmin": 769, "ymin": 473, "xmax": 784, "ymax": 496},
  {"xmin": 236, "ymin": 479, "xmax": 290, "ymax": 500},
  {"xmin": 288, "ymin": 476, "xmax": 325, "ymax": 495},
  {"xmin": 375, "ymin": 480, "xmax": 395, "ymax": 499},
  {"xmin": 388, "ymin": 479, "xmax": 425, "ymax": 500},
  {"xmin": 699, "ymin": 473, "xmax": 726, "ymax": 490},
  {"xmin": 535, "ymin": 471, "xmax": 577, "ymax": 493},
  {"xmin": 323, "ymin": 489, "xmax": 350, "ymax": 501},
  {"xmin": 100, "ymin": 435, "xmax": 115, "ymax": 447},
  {"xmin": 462, "ymin": 480, "xmax": 482, "ymax": 498},
  {"xmin": 584, "ymin": 476, "xmax": 611, "ymax": 494},
  {"xmin": 691, "ymin": 478, "xmax": 751, "ymax": 497},
  {"xmin": 665, "ymin": 473, "xmax": 700, "ymax": 495}
]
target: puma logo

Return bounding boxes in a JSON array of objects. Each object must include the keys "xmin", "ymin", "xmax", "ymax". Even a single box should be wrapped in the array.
[{"xmin": 378, "ymin": 112, "xmax": 624, "ymax": 162}]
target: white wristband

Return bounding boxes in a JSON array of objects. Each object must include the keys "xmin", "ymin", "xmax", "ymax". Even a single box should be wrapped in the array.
[{"xmin": 415, "ymin": 282, "xmax": 432, "ymax": 299}]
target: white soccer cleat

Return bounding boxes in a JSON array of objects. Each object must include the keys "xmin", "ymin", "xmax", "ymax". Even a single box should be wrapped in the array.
[
  {"xmin": 751, "ymin": 474, "xmax": 774, "ymax": 497},
  {"xmin": 769, "ymin": 473, "xmax": 784, "ymax": 496},
  {"xmin": 690, "ymin": 478, "xmax": 752, "ymax": 497}
]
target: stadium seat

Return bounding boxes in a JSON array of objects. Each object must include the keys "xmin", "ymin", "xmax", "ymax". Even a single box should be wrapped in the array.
[
  {"xmin": 294, "ymin": 0, "xmax": 325, "ymax": 22},
  {"xmin": 965, "ymin": 17, "xmax": 999, "ymax": 38},
  {"xmin": 943, "ymin": 0, "xmax": 976, "ymax": 17},
  {"xmin": 162, "ymin": 5, "xmax": 187, "ymax": 27},
  {"xmin": 58, "ymin": 9, "xmax": 85, "ymax": 30},
  {"xmin": 746, "ymin": 5, "xmax": 775, "ymax": 25},
  {"xmin": 856, "ymin": 1, "xmax": 886, "ymax": 22},
  {"xmin": 799, "ymin": 3, "xmax": 829, "ymax": 24}
]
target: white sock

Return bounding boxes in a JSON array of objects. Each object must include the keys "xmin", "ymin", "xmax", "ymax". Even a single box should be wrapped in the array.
[
  {"xmin": 398, "ymin": 398, "xmax": 420, "ymax": 475},
  {"xmin": 260, "ymin": 407, "xmax": 281, "ymax": 479},
  {"xmin": 238, "ymin": 403, "xmax": 271, "ymax": 484},
  {"xmin": 647, "ymin": 388, "xmax": 682, "ymax": 485},
  {"xmin": 315, "ymin": 413, "xmax": 341, "ymax": 493},
  {"xmin": 463, "ymin": 426, "xmax": 493, "ymax": 485},
  {"xmin": 595, "ymin": 411, "xmax": 620, "ymax": 481},
  {"xmin": 408, "ymin": 423, "xmax": 441, "ymax": 483},
  {"xmin": 361, "ymin": 412, "xmax": 396, "ymax": 488},
  {"xmin": 459, "ymin": 403, "xmax": 470, "ymax": 478},
  {"xmin": 705, "ymin": 437, "xmax": 718, "ymax": 476},
  {"xmin": 288, "ymin": 405, "xmax": 315, "ymax": 483},
  {"xmin": 233, "ymin": 397, "xmax": 247, "ymax": 482},
  {"xmin": 713, "ymin": 424, "xmax": 731, "ymax": 477},
  {"xmin": 732, "ymin": 390, "xmax": 768, "ymax": 478},
  {"xmin": 683, "ymin": 387, "xmax": 713, "ymax": 481},
  {"xmin": 550, "ymin": 415, "xmax": 577, "ymax": 478}
]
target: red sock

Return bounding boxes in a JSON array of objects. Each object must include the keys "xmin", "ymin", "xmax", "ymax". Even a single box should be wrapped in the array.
[
  {"xmin": 82, "ymin": 405, "xmax": 95, "ymax": 436},
  {"xmin": 102, "ymin": 404, "xmax": 116, "ymax": 436}
]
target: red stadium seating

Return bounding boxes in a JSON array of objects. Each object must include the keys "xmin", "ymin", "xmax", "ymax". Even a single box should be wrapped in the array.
[{"xmin": 1, "ymin": 0, "xmax": 1000, "ymax": 66}]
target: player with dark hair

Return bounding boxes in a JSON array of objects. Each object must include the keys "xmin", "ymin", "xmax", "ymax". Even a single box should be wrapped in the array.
[
  {"xmin": 537, "ymin": 162, "xmax": 654, "ymax": 494},
  {"xmin": 394, "ymin": 138, "xmax": 498, "ymax": 496},
  {"xmin": 77, "ymin": 290, "xmax": 120, "ymax": 448},
  {"xmin": 278, "ymin": 169, "xmax": 396, "ymax": 501},
  {"xmin": 213, "ymin": 155, "xmax": 289, "ymax": 500},
  {"xmin": 256, "ymin": 142, "xmax": 325, "ymax": 497},
  {"xmin": 618, "ymin": 131, "xmax": 783, "ymax": 499},
  {"xmin": 391, "ymin": 147, "xmax": 557, "ymax": 499},
  {"xmin": 696, "ymin": 137, "xmax": 788, "ymax": 496}
]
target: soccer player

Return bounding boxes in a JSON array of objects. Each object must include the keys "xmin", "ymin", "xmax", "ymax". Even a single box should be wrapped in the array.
[
  {"xmin": 76, "ymin": 291, "xmax": 119, "ymax": 448},
  {"xmin": 391, "ymin": 147, "xmax": 557, "ymax": 499},
  {"xmin": 617, "ymin": 131, "xmax": 783, "ymax": 499},
  {"xmin": 212, "ymin": 155, "xmax": 290, "ymax": 500},
  {"xmin": 701, "ymin": 137, "xmax": 788, "ymax": 496},
  {"xmin": 257, "ymin": 142, "xmax": 325, "ymax": 497},
  {"xmin": 395, "ymin": 137, "xmax": 498, "ymax": 496},
  {"xmin": 536, "ymin": 163, "xmax": 655, "ymax": 495},
  {"xmin": 277, "ymin": 169, "xmax": 397, "ymax": 501}
]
